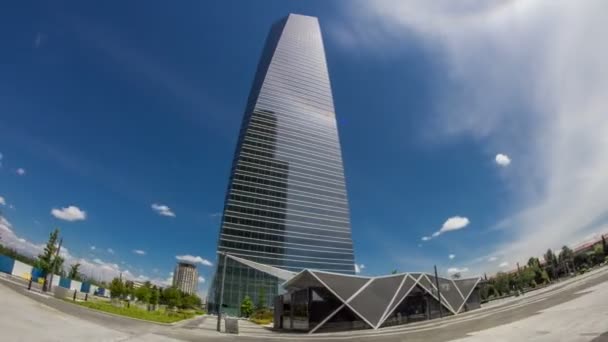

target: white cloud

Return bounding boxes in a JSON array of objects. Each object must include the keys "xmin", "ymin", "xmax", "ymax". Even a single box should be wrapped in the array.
[
  {"xmin": 441, "ymin": 216, "xmax": 470, "ymax": 232},
  {"xmin": 449, "ymin": 254, "xmax": 455, "ymax": 260},
  {"xmin": 354, "ymin": 263, "xmax": 366, "ymax": 273},
  {"xmin": 499, "ymin": 262, "xmax": 509, "ymax": 268},
  {"xmin": 495, "ymin": 153, "xmax": 511, "ymax": 167},
  {"xmin": 198, "ymin": 276, "xmax": 205, "ymax": 283},
  {"xmin": 90, "ymin": 245, "xmax": 96, "ymax": 251},
  {"xmin": 107, "ymin": 248, "xmax": 115, "ymax": 254},
  {"xmin": 0, "ymin": 196, "xmax": 5, "ymax": 206},
  {"xmin": 488, "ymin": 256, "xmax": 498, "ymax": 262},
  {"xmin": 151, "ymin": 203, "xmax": 175, "ymax": 217},
  {"xmin": 133, "ymin": 249, "xmax": 146, "ymax": 255},
  {"xmin": 209, "ymin": 212, "xmax": 222, "ymax": 218},
  {"xmin": 336, "ymin": 0, "xmax": 608, "ymax": 274},
  {"xmin": 0, "ymin": 152, "xmax": 3, "ymax": 167},
  {"xmin": 447, "ymin": 267, "xmax": 469, "ymax": 274},
  {"xmin": 16, "ymin": 168, "xmax": 26, "ymax": 176},
  {"xmin": 175, "ymin": 255, "xmax": 213, "ymax": 266},
  {"xmin": 423, "ymin": 216, "xmax": 470, "ymax": 240},
  {"xmin": 51, "ymin": 206, "xmax": 86, "ymax": 221}
]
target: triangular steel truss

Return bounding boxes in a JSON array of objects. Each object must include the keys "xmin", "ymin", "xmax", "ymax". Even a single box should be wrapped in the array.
[
  {"xmin": 284, "ymin": 270, "xmax": 481, "ymax": 333},
  {"xmin": 222, "ymin": 254, "xmax": 481, "ymax": 334}
]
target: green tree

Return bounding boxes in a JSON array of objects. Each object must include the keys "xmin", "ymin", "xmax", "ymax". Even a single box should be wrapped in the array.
[
  {"xmin": 240, "ymin": 296, "xmax": 254, "ymax": 317},
  {"xmin": 592, "ymin": 243, "xmax": 604, "ymax": 264},
  {"xmin": 391, "ymin": 269, "xmax": 398, "ymax": 274},
  {"xmin": 37, "ymin": 229, "xmax": 62, "ymax": 291},
  {"xmin": 109, "ymin": 278, "xmax": 125, "ymax": 299},
  {"xmin": 135, "ymin": 284, "xmax": 152, "ymax": 304},
  {"xmin": 162, "ymin": 287, "xmax": 182, "ymax": 309},
  {"xmin": 559, "ymin": 246, "xmax": 574, "ymax": 274},
  {"xmin": 494, "ymin": 272, "xmax": 511, "ymax": 296},
  {"xmin": 519, "ymin": 266, "xmax": 535, "ymax": 288},
  {"xmin": 149, "ymin": 286, "xmax": 159, "ymax": 311},
  {"xmin": 544, "ymin": 249, "xmax": 558, "ymax": 280},
  {"xmin": 256, "ymin": 287, "xmax": 267, "ymax": 311},
  {"xmin": 181, "ymin": 293, "xmax": 202, "ymax": 310},
  {"xmin": 602, "ymin": 235, "xmax": 607, "ymax": 256},
  {"xmin": 124, "ymin": 280, "xmax": 135, "ymax": 300},
  {"xmin": 68, "ymin": 263, "xmax": 81, "ymax": 280},
  {"xmin": 451, "ymin": 272, "xmax": 462, "ymax": 280},
  {"xmin": 574, "ymin": 253, "xmax": 590, "ymax": 270}
]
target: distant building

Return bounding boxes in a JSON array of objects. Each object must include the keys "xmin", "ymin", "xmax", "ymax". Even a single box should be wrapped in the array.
[{"xmin": 173, "ymin": 262, "xmax": 198, "ymax": 294}]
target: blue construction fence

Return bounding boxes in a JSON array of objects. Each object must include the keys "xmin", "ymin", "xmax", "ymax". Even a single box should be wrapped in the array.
[{"xmin": 0, "ymin": 254, "xmax": 109, "ymax": 296}]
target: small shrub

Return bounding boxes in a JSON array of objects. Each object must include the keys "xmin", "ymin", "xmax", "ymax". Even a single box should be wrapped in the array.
[{"xmin": 250, "ymin": 308, "xmax": 273, "ymax": 325}]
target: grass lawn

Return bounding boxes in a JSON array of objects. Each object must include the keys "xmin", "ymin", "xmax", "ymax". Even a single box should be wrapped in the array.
[{"xmin": 68, "ymin": 300, "xmax": 196, "ymax": 323}]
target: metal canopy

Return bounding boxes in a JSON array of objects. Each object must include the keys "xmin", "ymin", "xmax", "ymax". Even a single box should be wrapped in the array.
[
  {"xmin": 225, "ymin": 254, "xmax": 297, "ymax": 281},
  {"xmin": 223, "ymin": 255, "xmax": 481, "ymax": 334}
]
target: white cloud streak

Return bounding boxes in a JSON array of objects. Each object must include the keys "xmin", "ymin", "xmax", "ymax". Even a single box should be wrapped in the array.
[
  {"xmin": 175, "ymin": 255, "xmax": 213, "ymax": 266},
  {"xmin": 336, "ymin": 0, "xmax": 608, "ymax": 273},
  {"xmin": 354, "ymin": 263, "xmax": 366, "ymax": 273},
  {"xmin": 151, "ymin": 203, "xmax": 175, "ymax": 217},
  {"xmin": 133, "ymin": 249, "xmax": 146, "ymax": 255},
  {"xmin": 51, "ymin": 206, "xmax": 86, "ymax": 221},
  {"xmin": 16, "ymin": 168, "xmax": 26, "ymax": 176},
  {"xmin": 423, "ymin": 216, "xmax": 470, "ymax": 240},
  {"xmin": 0, "ymin": 196, "xmax": 5, "ymax": 206},
  {"xmin": 449, "ymin": 254, "xmax": 455, "ymax": 260}
]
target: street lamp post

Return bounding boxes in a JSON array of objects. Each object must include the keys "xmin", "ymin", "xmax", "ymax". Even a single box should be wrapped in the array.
[
  {"xmin": 216, "ymin": 252, "xmax": 228, "ymax": 332},
  {"xmin": 434, "ymin": 265, "xmax": 443, "ymax": 318}
]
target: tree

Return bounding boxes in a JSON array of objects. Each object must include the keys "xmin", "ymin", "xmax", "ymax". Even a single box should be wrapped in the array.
[
  {"xmin": 149, "ymin": 286, "xmax": 159, "ymax": 311},
  {"xmin": 68, "ymin": 263, "xmax": 81, "ymax": 280},
  {"xmin": 521, "ymin": 266, "xmax": 536, "ymax": 288},
  {"xmin": 592, "ymin": 243, "xmax": 604, "ymax": 264},
  {"xmin": 544, "ymin": 249, "xmax": 558, "ymax": 280},
  {"xmin": 135, "ymin": 284, "xmax": 152, "ymax": 304},
  {"xmin": 602, "ymin": 235, "xmax": 607, "ymax": 256},
  {"xmin": 451, "ymin": 272, "xmax": 462, "ymax": 280},
  {"xmin": 559, "ymin": 246, "xmax": 574, "ymax": 274},
  {"xmin": 494, "ymin": 272, "xmax": 511, "ymax": 296},
  {"xmin": 37, "ymin": 229, "xmax": 62, "ymax": 291},
  {"xmin": 391, "ymin": 269, "xmax": 398, "ymax": 274},
  {"xmin": 124, "ymin": 281, "xmax": 135, "ymax": 300},
  {"xmin": 181, "ymin": 293, "xmax": 202, "ymax": 310},
  {"xmin": 256, "ymin": 286, "xmax": 267, "ymax": 311},
  {"xmin": 109, "ymin": 278, "xmax": 125, "ymax": 299},
  {"xmin": 241, "ymin": 296, "xmax": 254, "ymax": 317},
  {"xmin": 162, "ymin": 287, "xmax": 182, "ymax": 309}
]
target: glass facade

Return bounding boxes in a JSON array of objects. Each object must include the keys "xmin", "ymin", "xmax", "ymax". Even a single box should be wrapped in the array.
[{"xmin": 209, "ymin": 13, "xmax": 355, "ymax": 314}]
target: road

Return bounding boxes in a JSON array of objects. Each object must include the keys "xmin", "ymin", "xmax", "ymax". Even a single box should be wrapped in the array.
[{"xmin": 1, "ymin": 267, "xmax": 608, "ymax": 341}]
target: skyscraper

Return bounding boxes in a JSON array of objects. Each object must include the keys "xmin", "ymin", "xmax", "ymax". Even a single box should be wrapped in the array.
[
  {"xmin": 173, "ymin": 262, "xmax": 198, "ymax": 295},
  {"xmin": 210, "ymin": 13, "xmax": 355, "ymax": 313}
]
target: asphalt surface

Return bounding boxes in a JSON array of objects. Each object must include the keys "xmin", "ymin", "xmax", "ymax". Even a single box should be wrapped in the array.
[{"xmin": 2, "ymin": 268, "xmax": 608, "ymax": 341}]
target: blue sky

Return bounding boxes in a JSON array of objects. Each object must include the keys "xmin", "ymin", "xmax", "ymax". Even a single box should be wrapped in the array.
[{"xmin": 2, "ymin": 1, "xmax": 607, "ymax": 294}]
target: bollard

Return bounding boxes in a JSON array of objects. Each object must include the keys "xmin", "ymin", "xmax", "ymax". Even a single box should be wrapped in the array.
[
  {"xmin": 28, "ymin": 278, "xmax": 33, "ymax": 291},
  {"xmin": 85, "ymin": 293, "xmax": 88, "ymax": 301},
  {"xmin": 73, "ymin": 290, "xmax": 77, "ymax": 301}
]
